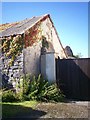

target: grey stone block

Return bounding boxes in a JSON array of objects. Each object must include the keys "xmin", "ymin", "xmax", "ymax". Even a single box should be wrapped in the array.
[
  {"xmin": 9, "ymin": 69, "xmax": 13, "ymax": 72},
  {"xmin": 3, "ymin": 69, "xmax": 8, "ymax": 74},
  {"xmin": 14, "ymin": 62, "xmax": 19, "ymax": 66},
  {"xmin": 13, "ymin": 71, "xmax": 20, "ymax": 78},
  {"xmin": 10, "ymin": 66, "xmax": 19, "ymax": 70},
  {"xmin": 17, "ymin": 58, "xmax": 23, "ymax": 62}
]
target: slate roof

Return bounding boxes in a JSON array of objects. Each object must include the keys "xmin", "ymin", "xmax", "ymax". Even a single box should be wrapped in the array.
[
  {"xmin": 0, "ymin": 15, "xmax": 45, "ymax": 37},
  {"xmin": 0, "ymin": 22, "xmax": 19, "ymax": 32},
  {"xmin": 0, "ymin": 14, "xmax": 68, "ymax": 58}
]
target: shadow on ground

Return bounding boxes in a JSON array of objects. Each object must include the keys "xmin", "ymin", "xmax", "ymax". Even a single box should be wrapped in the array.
[{"xmin": 2, "ymin": 103, "xmax": 46, "ymax": 120}]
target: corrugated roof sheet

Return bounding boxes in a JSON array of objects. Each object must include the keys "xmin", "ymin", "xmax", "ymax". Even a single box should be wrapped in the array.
[{"xmin": 0, "ymin": 16, "xmax": 42, "ymax": 37}]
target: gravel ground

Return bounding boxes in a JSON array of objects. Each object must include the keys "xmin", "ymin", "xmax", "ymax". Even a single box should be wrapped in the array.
[
  {"xmin": 35, "ymin": 101, "xmax": 89, "ymax": 118},
  {"xmin": 12, "ymin": 101, "xmax": 89, "ymax": 119}
]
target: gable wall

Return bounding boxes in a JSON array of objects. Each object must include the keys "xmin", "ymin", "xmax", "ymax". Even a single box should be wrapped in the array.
[
  {"xmin": 41, "ymin": 17, "xmax": 67, "ymax": 59},
  {"xmin": 24, "ymin": 17, "xmax": 66, "ymax": 76},
  {"xmin": 0, "ymin": 16, "xmax": 66, "ymax": 89}
]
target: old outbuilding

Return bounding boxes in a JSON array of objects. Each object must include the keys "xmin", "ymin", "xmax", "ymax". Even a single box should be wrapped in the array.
[{"xmin": 0, "ymin": 14, "xmax": 67, "ymax": 88}]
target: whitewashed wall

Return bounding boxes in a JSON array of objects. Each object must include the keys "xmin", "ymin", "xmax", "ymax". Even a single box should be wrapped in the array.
[
  {"xmin": 24, "ymin": 17, "xmax": 66, "ymax": 80},
  {"xmin": 41, "ymin": 17, "xmax": 67, "ymax": 59},
  {"xmin": 24, "ymin": 41, "xmax": 42, "ymax": 76}
]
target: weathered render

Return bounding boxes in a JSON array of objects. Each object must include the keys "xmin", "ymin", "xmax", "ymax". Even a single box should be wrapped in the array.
[
  {"xmin": 24, "ymin": 14, "xmax": 67, "ymax": 76},
  {"xmin": 0, "ymin": 14, "xmax": 67, "ymax": 89},
  {"xmin": 40, "ymin": 16, "xmax": 67, "ymax": 59}
]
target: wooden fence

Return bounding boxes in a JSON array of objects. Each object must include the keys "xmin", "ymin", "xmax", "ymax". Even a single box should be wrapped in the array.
[{"xmin": 56, "ymin": 58, "xmax": 90, "ymax": 100}]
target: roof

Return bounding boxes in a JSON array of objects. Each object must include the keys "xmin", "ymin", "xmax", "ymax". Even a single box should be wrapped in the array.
[
  {"xmin": 0, "ymin": 14, "xmax": 48, "ymax": 37},
  {"xmin": 0, "ymin": 22, "xmax": 19, "ymax": 32},
  {"xmin": 0, "ymin": 14, "xmax": 68, "ymax": 58}
]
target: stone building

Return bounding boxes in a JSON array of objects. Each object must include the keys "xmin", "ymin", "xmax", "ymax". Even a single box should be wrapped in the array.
[{"xmin": 0, "ymin": 14, "xmax": 67, "ymax": 88}]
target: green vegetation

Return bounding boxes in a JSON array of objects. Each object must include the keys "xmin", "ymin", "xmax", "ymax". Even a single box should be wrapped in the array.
[
  {"xmin": 73, "ymin": 53, "xmax": 83, "ymax": 58},
  {"xmin": 1, "ymin": 74, "xmax": 65, "ymax": 118},
  {"xmin": 42, "ymin": 36, "xmax": 49, "ymax": 48},
  {"xmin": 2, "ymin": 74, "xmax": 65, "ymax": 102},
  {"xmin": 1, "ymin": 101, "xmax": 38, "ymax": 118},
  {"xmin": 22, "ymin": 74, "xmax": 64, "ymax": 102},
  {"xmin": 2, "ymin": 89, "xmax": 18, "ymax": 102},
  {"xmin": 1, "ymin": 35, "xmax": 24, "ymax": 66}
]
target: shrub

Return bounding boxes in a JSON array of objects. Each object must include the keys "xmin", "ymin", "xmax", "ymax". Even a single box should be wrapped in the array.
[
  {"xmin": 2, "ymin": 89, "xmax": 18, "ymax": 102},
  {"xmin": 20, "ymin": 74, "xmax": 65, "ymax": 102},
  {"xmin": 2, "ymin": 74, "xmax": 65, "ymax": 102},
  {"xmin": 27, "ymin": 74, "xmax": 49, "ymax": 101},
  {"xmin": 46, "ymin": 84, "xmax": 65, "ymax": 102}
]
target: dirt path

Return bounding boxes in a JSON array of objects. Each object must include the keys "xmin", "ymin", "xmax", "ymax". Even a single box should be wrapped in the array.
[
  {"xmin": 35, "ymin": 102, "xmax": 89, "ymax": 118},
  {"xmin": 8, "ymin": 101, "xmax": 89, "ymax": 119}
]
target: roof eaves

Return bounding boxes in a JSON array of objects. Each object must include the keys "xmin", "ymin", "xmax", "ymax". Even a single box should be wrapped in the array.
[
  {"xmin": 0, "ymin": 14, "xmax": 49, "ymax": 38},
  {"xmin": 19, "ymin": 14, "xmax": 49, "ymax": 35}
]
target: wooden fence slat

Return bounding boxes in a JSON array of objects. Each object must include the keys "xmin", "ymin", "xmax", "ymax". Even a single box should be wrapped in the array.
[{"xmin": 56, "ymin": 58, "xmax": 90, "ymax": 100}]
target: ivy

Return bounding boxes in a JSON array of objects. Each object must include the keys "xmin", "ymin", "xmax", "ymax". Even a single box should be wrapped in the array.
[
  {"xmin": 25, "ymin": 22, "xmax": 42, "ymax": 48},
  {"xmin": 1, "ymin": 21, "xmax": 48, "ymax": 67},
  {"xmin": 2, "ymin": 35, "xmax": 24, "ymax": 66},
  {"xmin": 42, "ymin": 36, "xmax": 49, "ymax": 49},
  {"xmin": 1, "ymin": 22, "xmax": 42, "ymax": 66}
]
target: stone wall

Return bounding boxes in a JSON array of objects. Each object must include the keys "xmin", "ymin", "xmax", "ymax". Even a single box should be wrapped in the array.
[
  {"xmin": 0, "ymin": 52, "xmax": 23, "ymax": 89},
  {"xmin": 0, "ymin": 16, "xmax": 67, "ymax": 89}
]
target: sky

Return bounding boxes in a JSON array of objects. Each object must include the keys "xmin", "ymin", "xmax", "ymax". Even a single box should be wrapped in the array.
[{"xmin": 1, "ymin": 2, "xmax": 88, "ymax": 57}]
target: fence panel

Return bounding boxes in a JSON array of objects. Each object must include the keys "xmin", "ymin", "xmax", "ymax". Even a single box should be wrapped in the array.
[{"xmin": 56, "ymin": 58, "xmax": 90, "ymax": 100}]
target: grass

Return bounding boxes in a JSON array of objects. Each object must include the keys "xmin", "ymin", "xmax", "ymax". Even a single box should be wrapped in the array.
[{"xmin": 1, "ymin": 101, "xmax": 38, "ymax": 118}]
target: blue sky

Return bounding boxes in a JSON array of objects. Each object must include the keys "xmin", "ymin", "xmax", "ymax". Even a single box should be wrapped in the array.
[{"xmin": 1, "ymin": 2, "xmax": 88, "ymax": 57}]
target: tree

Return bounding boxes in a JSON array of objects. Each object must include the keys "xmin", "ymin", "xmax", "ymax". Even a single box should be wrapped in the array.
[{"xmin": 74, "ymin": 53, "xmax": 83, "ymax": 58}]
